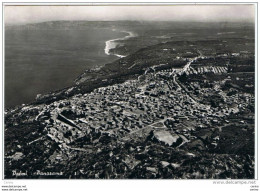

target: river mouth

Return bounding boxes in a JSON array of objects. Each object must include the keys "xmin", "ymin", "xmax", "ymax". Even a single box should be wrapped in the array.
[{"xmin": 5, "ymin": 26, "xmax": 127, "ymax": 109}]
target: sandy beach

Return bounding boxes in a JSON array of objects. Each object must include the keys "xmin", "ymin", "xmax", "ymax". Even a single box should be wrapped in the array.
[{"xmin": 104, "ymin": 30, "xmax": 137, "ymax": 58}]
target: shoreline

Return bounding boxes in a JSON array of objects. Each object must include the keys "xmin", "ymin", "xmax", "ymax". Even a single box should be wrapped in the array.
[
  {"xmin": 104, "ymin": 30, "xmax": 137, "ymax": 58},
  {"xmin": 5, "ymin": 30, "xmax": 137, "ymax": 110}
]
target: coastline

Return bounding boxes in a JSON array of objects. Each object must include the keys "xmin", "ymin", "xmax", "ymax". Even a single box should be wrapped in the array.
[
  {"xmin": 74, "ymin": 30, "xmax": 137, "ymax": 85},
  {"xmin": 6, "ymin": 26, "xmax": 127, "ymax": 109},
  {"xmin": 5, "ymin": 29, "xmax": 136, "ymax": 110},
  {"xmin": 104, "ymin": 30, "xmax": 137, "ymax": 58}
]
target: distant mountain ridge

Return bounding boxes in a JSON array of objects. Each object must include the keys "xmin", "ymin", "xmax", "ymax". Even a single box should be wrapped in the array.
[{"xmin": 5, "ymin": 20, "xmax": 254, "ymax": 30}]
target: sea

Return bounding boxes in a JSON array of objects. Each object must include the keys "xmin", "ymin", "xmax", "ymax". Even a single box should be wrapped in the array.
[{"xmin": 5, "ymin": 27, "xmax": 126, "ymax": 108}]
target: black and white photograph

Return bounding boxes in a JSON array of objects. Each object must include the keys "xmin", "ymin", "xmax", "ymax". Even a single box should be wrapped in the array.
[{"xmin": 1, "ymin": 2, "xmax": 259, "ymax": 188}]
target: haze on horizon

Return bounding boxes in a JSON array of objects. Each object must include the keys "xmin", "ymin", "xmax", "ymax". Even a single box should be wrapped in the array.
[{"xmin": 5, "ymin": 5, "xmax": 255, "ymax": 25}]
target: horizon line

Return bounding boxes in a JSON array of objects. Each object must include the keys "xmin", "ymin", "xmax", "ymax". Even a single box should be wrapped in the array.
[{"xmin": 5, "ymin": 19, "xmax": 255, "ymax": 26}]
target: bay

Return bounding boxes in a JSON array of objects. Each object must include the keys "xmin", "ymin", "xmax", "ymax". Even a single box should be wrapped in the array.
[{"xmin": 5, "ymin": 27, "xmax": 125, "ymax": 108}]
